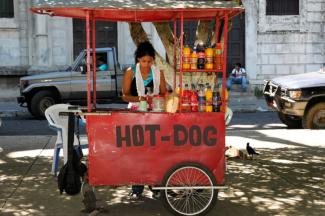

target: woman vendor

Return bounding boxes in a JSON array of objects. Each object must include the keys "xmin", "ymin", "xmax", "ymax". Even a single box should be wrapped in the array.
[
  {"xmin": 121, "ymin": 41, "xmax": 167, "ymax": 198},
  {"xmin": 122, "ymin": 41, "xmax": 167, "ymax": 109}
]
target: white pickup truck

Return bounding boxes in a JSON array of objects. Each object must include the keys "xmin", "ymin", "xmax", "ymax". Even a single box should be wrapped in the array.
[{"xmin": 17, "ymin": 47, "xmax": 124, "ymax": 118}]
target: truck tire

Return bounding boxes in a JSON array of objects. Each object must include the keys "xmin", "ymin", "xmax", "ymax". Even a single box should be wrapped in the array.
[
  {"xmin": 30, "ymin": 90, "xmax": 57, "ymax": 118},
  {"xmin": 278, "ymin": 112, "xmax": 302, "ymax": 129},
  {"xmin": 302, "ymin": 103, "xmax": 325, "ymax": 129},
  {"xmin": 27, "ymin": 102, "xmax": 34, "ymax": 116}
]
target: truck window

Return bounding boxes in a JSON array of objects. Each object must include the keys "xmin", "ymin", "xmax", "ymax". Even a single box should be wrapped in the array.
[{"xmin": 76, "ymin": 52, "xmax": 109, "ymax": 73}]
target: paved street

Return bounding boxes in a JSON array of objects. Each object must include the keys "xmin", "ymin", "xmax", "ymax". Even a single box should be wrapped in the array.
[{"xmin": 0, "ymin": 112, "xmax": 325, "ymax": 216}]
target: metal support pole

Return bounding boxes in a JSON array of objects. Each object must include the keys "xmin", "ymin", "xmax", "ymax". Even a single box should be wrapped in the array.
[
  {"xmin": 92, "ymin": 14, "xmax": 97, "ymax": 108},
  {"xmin": 215, "ymin": 16, "xmax": 220, "ymax": 88},
  {"xmin": 86, "ymin": 11, "xmax": 91, "ymax": 112},
  {"xmin": 215, "ymin": 17, "xmax": 220, "ymax": 44},
  {"xmin": 179, "ymin": 13, "xmax": 184, "ymax": 111},
  {"xmin": 222, "ymin": 13, "xmax": 229, "ymax": 113},
  {"xmin": 173, "ymin": 19, "xmax": 177, "ymax": 91}
]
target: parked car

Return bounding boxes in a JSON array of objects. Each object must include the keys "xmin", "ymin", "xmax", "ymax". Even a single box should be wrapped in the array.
[
  {"xmin": 263, "ymin": 69, "xmax": 325, "ymax": 129},
  {"xmin": 17, "ymin": 47, "xmax": 124, "ymax": 118}
]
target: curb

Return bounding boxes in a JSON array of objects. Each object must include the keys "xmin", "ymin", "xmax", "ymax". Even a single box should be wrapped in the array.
[{"xmin": 0, "ymin": 110, "xmax": 30, "ymax": 118}]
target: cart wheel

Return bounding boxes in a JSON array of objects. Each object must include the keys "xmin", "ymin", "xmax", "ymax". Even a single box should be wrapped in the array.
[{"xmin": 161, "ymin": 163, "xmax": 218, "ymax": 216}]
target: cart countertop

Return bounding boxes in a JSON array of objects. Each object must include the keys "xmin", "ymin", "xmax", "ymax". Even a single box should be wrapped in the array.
[{"xmin": 31, "ymin": 0, "xmax": 244, "ymax": 21}]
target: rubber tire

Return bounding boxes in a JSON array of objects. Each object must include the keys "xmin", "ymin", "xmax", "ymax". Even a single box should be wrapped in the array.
[
  {"xmin": 278, "ymin": 112, "xmax": 302, "ymax": 129},
  {"xmin": 27, "ymin": 101, "xmax": 34, "ymax": 116},
  {"xmin": 161, "ymin": 163, "xmax": 218, "ymax": 216},
  {"xmin": 30, "ymin": 90, "xmax": 57, "ymax": 118},
  {"xmin": 302, "ymin": 103, "xmax": 325, "ymax": 129}
]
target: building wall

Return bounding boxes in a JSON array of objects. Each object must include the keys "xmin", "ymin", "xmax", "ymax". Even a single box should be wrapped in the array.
[
  {"xmin": 0, "ymin": 0, "xmax": 23, "ymax": 69},
  {"xmin": 0, "ymin": 0, "xmax": 73, "ymax": 99},
  {"xmin": 1, "ymin": 0, "xmax": 324, "ymax": 99},
  {"xmin": 245, "ymin": 0, "xmax": 325, "ymax": 85}
]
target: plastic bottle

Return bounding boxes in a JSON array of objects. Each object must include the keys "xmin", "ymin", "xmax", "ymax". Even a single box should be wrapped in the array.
[
  {"xmin": 181, "ymin": 83, "xmax": 191, "ymax": 112},
  {"xmin": 213, "ymin": 85, "xmax": 220, "ymax": 112},
  {"xmin": 183, "ymin": 46, "xmax": 191, "ymax": 70},
  {"xmin": 190, "ymin": 84, "xmax": 198, "ymax": 112},
  {"xmin": 190, "ymin": 47, "xmax": 198, "ymax": 70},
  {"xmin": 197, "ymin": 51, "xmax": 205, "ymax": 69},
  {"xmin": 214, "ymin": 43, "xmax": 223, "ymax": 70},
  {"xmin": 205, "ymin": 47, "xmax": 214, "ymax": 70},
  {"xmin": 205, "ymin": 83, "xmax": 209, "ymax": 92},
  {"xmin": 198, "ymin": 84, "xmax": 206, "ymax": 112},
  {"xmin": 175, "ymin": 85, "xmax": 180, "ymax": 95},
  {"xmin": 205, "ymin": 85, "xmax": 213, "ymax": 112}
]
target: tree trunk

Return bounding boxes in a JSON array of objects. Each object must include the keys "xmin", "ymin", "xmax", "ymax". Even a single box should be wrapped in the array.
[
  {"xmin": 129, "ymin": 22, "xmax": 175, "ymax": 88},
  {"xmin": 196, "ymin": 20, "xmax": 211, "ymax": 45},
  {"xmin": 129, "ymin": 22, "xmax": 149, "ymax": 46},
  {"xmin": 128, "ymin": 19, "xmax": 229, "ymax": 90}
]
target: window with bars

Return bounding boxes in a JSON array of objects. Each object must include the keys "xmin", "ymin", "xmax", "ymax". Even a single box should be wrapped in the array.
[
  {"xmin": 266, "ymin": 0, "xmax": 299, "ymax": 15},
  {"xmin": 0, "ymin": 0, "xmax": 14, "ymax": 18}
]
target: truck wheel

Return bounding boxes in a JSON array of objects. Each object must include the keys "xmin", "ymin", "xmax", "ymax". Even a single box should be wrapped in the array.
[
  {"xmin": 278, "ymin": 112, "xmax": 302, "ymax": 128},
  {"xmin": 302, "ymin": 103, "xmax": 325, "ymax": 129},
  {"xmin": 26, "ymin": 102, "xmax": 34, "ymax": 116},
  {"xmin": 161, "ymin": 163, "xmax": 218, "ymax": 216},
  {"xmin": 30, "ymin": 91, "xmax": 57, "ymax": 118}
]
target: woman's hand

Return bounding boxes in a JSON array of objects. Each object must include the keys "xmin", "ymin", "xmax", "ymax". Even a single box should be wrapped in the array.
[{"xmin": 145, "ymin": 95, "xmax": 153, "ymax": 104}]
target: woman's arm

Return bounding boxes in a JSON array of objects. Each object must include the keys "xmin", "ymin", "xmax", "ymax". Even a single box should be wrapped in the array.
[
  {"xmin": 159, "ymin": 70, "xmax": 167, "ymax": 95},
  {"xmin": 122, "ymin": 68, "xmax": 145, "ymax": 102}
]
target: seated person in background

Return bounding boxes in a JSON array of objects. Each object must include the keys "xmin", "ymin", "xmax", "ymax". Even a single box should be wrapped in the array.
[
  {"xmin": 226, "ymin": 63, "xmax": 249, "ymax": 91},
  {"xmin": 97, "ymin": 57, "xmax": 108, "ymax": 71}
]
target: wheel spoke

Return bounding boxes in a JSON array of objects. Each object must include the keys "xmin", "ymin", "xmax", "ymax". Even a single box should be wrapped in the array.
[
  {"xmin": 164, "ymin": 166, "xmax": 216, "ymax": 215},
  {"xmin": 191, "ymin": 193, "xmax": 205, "ymax": 210}
]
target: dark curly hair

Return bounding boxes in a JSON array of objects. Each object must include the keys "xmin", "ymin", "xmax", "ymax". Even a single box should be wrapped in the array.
[{"xmin": 134, "ymin": 41, "xmax": 155, "ymax": 63}]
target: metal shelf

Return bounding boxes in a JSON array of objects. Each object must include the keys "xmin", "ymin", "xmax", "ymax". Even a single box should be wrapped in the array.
[{"xmin": 178, "ymin": 69, "xmax": 223, "ymax": 73}]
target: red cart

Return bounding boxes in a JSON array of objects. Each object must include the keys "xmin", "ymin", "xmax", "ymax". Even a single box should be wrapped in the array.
[{"xmin": 32, "ymin": 1, "xmax": 244, "ymax": 215}]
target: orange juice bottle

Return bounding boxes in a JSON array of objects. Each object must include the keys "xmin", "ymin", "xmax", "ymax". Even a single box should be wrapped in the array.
[
  {"xmin": 205, "ymin": 85, "xmax": 213, "ymax": 112},
  {"xmin": 183, "ymin": 46, "xmax": 191, "ymax": 69},
  {"xmin": 205, "ymin": 47, "xmax": 214, "ymax": 70}
]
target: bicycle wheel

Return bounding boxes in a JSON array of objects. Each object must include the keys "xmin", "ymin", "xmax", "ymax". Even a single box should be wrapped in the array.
[{"xmin": 161, "ymin": 163, "xmax": 218, "ymax": 216}]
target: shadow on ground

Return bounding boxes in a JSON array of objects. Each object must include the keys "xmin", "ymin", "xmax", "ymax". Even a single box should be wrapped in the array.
[{"xmin": 0, "ymin": 131, "xmax": 324, "ymax": 215}]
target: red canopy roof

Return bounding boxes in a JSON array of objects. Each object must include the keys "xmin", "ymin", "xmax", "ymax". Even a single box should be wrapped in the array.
[{"xmin": 31, "ymin": 0, "xmax": 244, "ymax": 21}]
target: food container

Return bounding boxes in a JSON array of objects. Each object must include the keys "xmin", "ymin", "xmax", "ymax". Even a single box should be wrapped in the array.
[{"xmin": 152, "ymin": 95, "xmax": 165, "ymax": 112}]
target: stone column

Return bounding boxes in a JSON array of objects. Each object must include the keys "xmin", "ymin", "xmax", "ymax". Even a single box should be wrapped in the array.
[
  {"xmin": 33, "ymin": 14, "xmax": 50, "ymax": 67},
  {"xmin": 242, "ymin": 0, "xmax": 258, "ymax": 82}
]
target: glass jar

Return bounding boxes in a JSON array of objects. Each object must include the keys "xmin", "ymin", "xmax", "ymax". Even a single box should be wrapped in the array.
[{"xmin": 152, "ymin": 95, "xmax": 165, "ymax": 112}]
